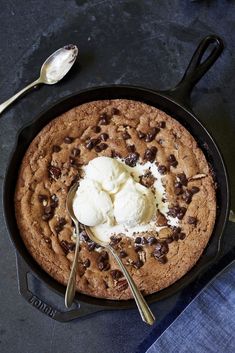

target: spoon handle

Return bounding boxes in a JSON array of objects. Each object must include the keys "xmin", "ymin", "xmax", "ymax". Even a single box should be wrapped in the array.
[
  {"xmin": 65, "ymin": 221, "xmax": 80, "ymax": 308},
  {"xmin": 108, "ymin": 245, "xmax": 155, "ymax": 325},
  {"xmin": 0, "ymin": 78, "xmax": 42, "ymax": 115}
]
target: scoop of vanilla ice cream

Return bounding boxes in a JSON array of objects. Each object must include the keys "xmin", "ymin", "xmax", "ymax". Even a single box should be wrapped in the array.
[
  {"xmin": 85, "ymin": 156, "xmax": 129, "ymax": 194},
  {"xmin": 73, "ymin": 179, "xmax": 114, "ymax": 227},
  {"xmin": 113, "ymin": 179, "xmax": 155, "ymax": 227}
]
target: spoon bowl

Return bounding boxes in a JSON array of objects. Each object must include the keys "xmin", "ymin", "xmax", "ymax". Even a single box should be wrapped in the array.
[
  {"xmin": 0, "ymin": 44, "xmax": 78, "ymax": 115},
  {"xmin": 40, "ymin": 44, "xmax": 78, "ymax": 85}
]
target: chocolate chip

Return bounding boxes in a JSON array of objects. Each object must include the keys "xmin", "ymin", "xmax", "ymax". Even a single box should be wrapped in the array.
[
  {"xmin": 145, "ymin": 127, "xmax": 160, "ymax": 142},
  {"xmin": 67, "ymin": 242, "xmax": 75, "ymax": 251},
  {"xmin": 110, "ymin": 236, "xmax": 122, "ymax": 246},
  {"xmin": 48, "ymin": 165, "xmax": 61, "ymax": 180},
  {"xmin": 111, "ymin": 150, "xmax": 120, "ymax": 158},
  {"xmin": 168, "ymin": 206, "xmax": 180, "ymax": 218},
  {"xmin": 133, "ymin": 260, "xmax": 144, "ymax": 269},
  {"xmin": 100, "ymin": 133, "xmax": 109, "ymax": 141},
  {"xmin": 134, "ymin": 245, "xmax": 142, "ymax": 252},
  {"xmin": 127, "ymin": 145, "xmax": 136, "ymax": 153},
  {"xmin": 182, "ymin": 189, "xmax": 193, "ymax": 204},
  {"xmin": 120, "ymin": 250, "xmax": 128, "ymax": 258},
  {"xmin": 165, "ymin": 237, "xmax": 174, "ymax": 244},
  {"xmin": 158, "ymin": 255, "xmax": 167, "ymax": 264},
  {"xmin": 135, "ymin": 237, "xmax": 142, "ymax": 244},
  {"xmin": 179, "ymin": 232, "xmax": 186, "ymax": 240},
  {"xmin": 55, "ymin": 218, "xmax": 66, "ymax": 234},
  {"xmin": 188, "ymin": 216, "xmax": 198, "ymax": 225},
  {"xmin": 177, "ymin": 173, "xmax": 188, "ymax": 186},
  {"xmin": 44, "ymin": 206, "xmax": 52, "ymax": 214},
  {"xmin": 98, "ymin": 262, "xmax": 104, "ymax": 270},
  {"xmin": 171, "ymin": 227, "xmax": 181, "ymax": 241},
  {"xmin": 158, "ymin": 165, "xmax": 167, "ymax": 175},
  {"xmin": 81, "ymin": 231, "xmax": 90, "ymax": 242},
  {"xmin": 85, "ymin": 140, "xmax": 94, "ymax": 150},
  {"xmin": 38, "ymin": 194, "xmax": 48, "ymax": 202},
  {"xmin": 160, "ymin": 242, "xmax": 169, "ymax": 254},
  {"xmin": 172, "ymin": 233, "xmax": 179, "ymax": 241},
  {"xmin": 99, "ymin": 251, "xmax": 109, "ymax": 261},
  {"xmin": 139, "ymin": 171, "xmax": 155, "ymax": 188},
  {"xmin": 155, "ymin": 242, "xmax": 162, "ymax": 251},
  {"xmin": 71, "ymin": 148, "xmax": 80, "ymax": 157},
  {"xmin": 99, "ymin": 113, "xmax": 109, "ymax": 125},
  {"xmin": 98, "ymin": 261, "xmax": 110, "ymax": 271},
  {"xmin": 158, "ymin": 121, "xmax": 166, "ymax": 128},
  {"xmin": 64, "ymin": 136, "xmax": 74, "ymax": 144},
  {"xmin": 42, "ymin": 213, "xmax": 53, "ymax": 221},
  {"xmin": 111, "ymin": 107, "xmax": 120, "ymax": 115},
  {"xmin": 84, "ymin": 259, "xmax": 90, "ymax": 268},
  {"xmin": 167, "ymin": 154, "xmax": 178, "ymax": 168},
  {"xmin": 153, "ymin": 243, "xmax": 168, "ymax": 258},
  {"xmin": 168, "ymin": 206, "xmax": 186, "ymax": 220},
  {"xmin": 125, "ymin": 152, "xmax": 139, "ymax": 167},
  {"xmin": 177, "ymin": 207, "xmax": 187, "ymax": 220},
  {"xmin": 122, "ymin": 131, "xmax": 131, "ymax": 140},
  {"xmin": 100, "ymin": 112, "xmax": 108, "ymax": 119},
  {"xmin": 99, "ymin": 143, "xmax": 108, "ymax": 151},
  {"xmin": 69, "ymin": 157, "xmax": 76, "ymax": 166},
  {"xmin": 148, "ymin": 236, "xmax": 157, "ymax": 245},
  {"xmin": 50, "ymin": 194, "xmax": 58, "ymax": 208},
  {"xmin": 52, "ymin": 145, "xmax": 61, "ymax": 152},
  {"xmin": 92, "ymin": 125, "xmax": 101, "ymax": 133},
  {"xmin": 175, "ymin": 187, "xmax": 183, "ymax": 195},
  {"xmin": 142, "ymin": 237, "xmax": 148, "ymax": 245},
  {"xmin": 137, "ymin": 131, "xmax": 146, "ymax": 139},
  {"xmin": 88, "ymin": 242, "xmax": 96, "ymax": 251},
  {"xmin": 110, "ymin": 269, "xmax": 123, "ymax": 280},
  {"xmin": 172, "ymin": 226, "xmax": 181, "ymax": 234},
  {"xmin": 153, "ymin": 249, "xmax": 161, "ymax": 258},
  {"xmin": 95, "ymin": 145, "xmax": 102, "ymax": 152},
  {"xmin": 100, "ymin": 119, "xmax": 109, "ymax": 125},
  {"xmin": 144, "ymin": 146, "xmax": 158, "ymax": 162},
  {"xmin": 191, "ymin": 186, "xmax": 200, "ymax": 194}
]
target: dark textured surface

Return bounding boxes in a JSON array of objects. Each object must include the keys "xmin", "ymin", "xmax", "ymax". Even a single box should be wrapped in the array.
[{"xmin": 0, "ymin": 1, "xmax": 235, "ymax": 353}]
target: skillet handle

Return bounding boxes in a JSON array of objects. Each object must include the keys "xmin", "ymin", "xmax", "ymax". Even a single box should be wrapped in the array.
[
  {"xmin": 16, "ymin": 253, "xmax": 107, "ymax": 322},
  {"xmin": 165, "ymin": 35, "xmax": 224, "ymax": 108}
]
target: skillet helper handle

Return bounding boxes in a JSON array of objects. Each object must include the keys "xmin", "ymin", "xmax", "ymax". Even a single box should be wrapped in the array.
[
  {"xmin": 16, "ymin": 253, "xmax": 106, "ymax": 322},
  {"xmin": 166, "ymin": 35, "xmax": 224, "ymax": 107}
]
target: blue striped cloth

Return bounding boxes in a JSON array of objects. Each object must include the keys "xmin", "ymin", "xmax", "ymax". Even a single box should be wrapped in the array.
[{"xmin": 146, "ymin": 261, "xmax": 235, "ymax": 353}]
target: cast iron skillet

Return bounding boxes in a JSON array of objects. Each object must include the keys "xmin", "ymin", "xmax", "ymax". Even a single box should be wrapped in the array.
[{"xmin": 3, "ymin": 35, "xmax": 230, "ymax": 322}]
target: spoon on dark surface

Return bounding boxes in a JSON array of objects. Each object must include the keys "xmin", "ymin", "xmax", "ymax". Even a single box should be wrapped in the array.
[
  {"xmin": 0, "ymin": 44, "xmax": 78, "ymax": 115},
  {"xmin": 66, "ymin": 182, "xmax": 155, "ymax": 325}
]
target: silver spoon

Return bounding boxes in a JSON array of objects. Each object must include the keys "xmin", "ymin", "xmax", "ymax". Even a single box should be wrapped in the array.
[
  {"xmin": 65, "ymin": 182, "xmax": 81, "ymax": 308},
  {"xmin": 0, "ymin": 44, "xmax": 78, "ymax": 115},
  {"xmin": 66, "ymin": 183, "xmax": 155, "ymax": 325},
  {"xmin": 85, "ymin": 226, "xmax": 155, "ymax": 325}
]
